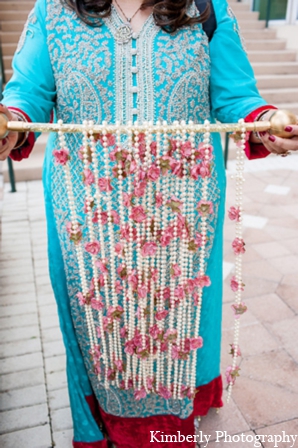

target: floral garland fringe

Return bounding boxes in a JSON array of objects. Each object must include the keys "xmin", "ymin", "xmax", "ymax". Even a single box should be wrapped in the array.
[{"xmin": 53, "ymin": 119, "xmax": 247, "ymax": 403}]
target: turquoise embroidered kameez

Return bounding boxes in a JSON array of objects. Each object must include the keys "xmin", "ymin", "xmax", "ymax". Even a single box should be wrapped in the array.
[{"xmin": 3, "ymin": 0, "xmax": 267, "ymax": 445}]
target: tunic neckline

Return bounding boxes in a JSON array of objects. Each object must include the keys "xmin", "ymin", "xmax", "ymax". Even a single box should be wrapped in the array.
[{"xmin": 110, "ymin": 4, "xmax": 155, "ymax": 40}]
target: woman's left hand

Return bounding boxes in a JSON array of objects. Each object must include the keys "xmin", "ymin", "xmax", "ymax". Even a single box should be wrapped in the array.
[{"xmin": 260, "ymin": 121, "xmax": 298, "ymax": 157}]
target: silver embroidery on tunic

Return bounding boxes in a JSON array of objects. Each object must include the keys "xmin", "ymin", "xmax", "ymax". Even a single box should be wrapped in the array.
[{"xmin": 17, "ymin": 8, "xmax": 37, "ymax": 54}]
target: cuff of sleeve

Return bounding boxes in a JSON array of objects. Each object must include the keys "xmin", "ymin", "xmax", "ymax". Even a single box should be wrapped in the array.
[
  {"xmin": 244, "ymin": 105, "xmax": 277, "ymax": 160},
  {"xmin": 8, "ymin": 107, "xmax": 36, "ymax": 161}
]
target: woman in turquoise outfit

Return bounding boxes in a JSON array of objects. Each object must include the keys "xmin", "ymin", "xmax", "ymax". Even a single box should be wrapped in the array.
[{"xmin": 1, "ymin": 0, "xmax": 298, "ymax": 447}]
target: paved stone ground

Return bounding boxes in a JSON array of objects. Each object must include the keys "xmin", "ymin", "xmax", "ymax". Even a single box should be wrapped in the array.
[{"xmin": 0, "ymin": 154, "xmax": 298, "ymax": 448}]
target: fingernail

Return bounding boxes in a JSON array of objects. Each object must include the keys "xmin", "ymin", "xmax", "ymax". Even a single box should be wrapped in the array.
[
  {"xmin": 259, "ymin": 132, "xmax": 266, "ymax": 137},
  {"xmin": 285, "ymin": 126, "xmax": 293, "ymax": 132},
  {"xmin": 269, "ymin": 135, "xmax": 276, "ymax": 142},
  {"xmin": 2, "ymin": 138, "xmax": 7, "ymax": 145}
]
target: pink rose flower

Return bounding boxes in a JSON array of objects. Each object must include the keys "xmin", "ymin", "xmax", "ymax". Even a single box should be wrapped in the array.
[
  {"xmin": 225, "ymin": 365, "xmax": 240, "ymax": 385},
  {"xmin": 230, "ymin": 344, "xmax": 241, "ymax": 357},
  {"xmin": 197, "ymin": 200, "xmax": 214, "ymax": 216},
  {"xmin": 180, "ymin": 141, "xmax": 192, "ymax": 158},
  {"xmin": 231, "ymin": 302, "xmax": 247, "ymax": 319},
  {"xmin": 149, "ymin": 324, "xmax": 160, "ymax": 340},
  {"xmin": 228, "ymin": 206, "xmax": 241, "ymax": 222},
  {"xmin": 150, "ymin": 141, "xmax": 157, "ymax": 156},
  {"xmin": 149, "ymin": 267, "xmax": 158, "ymax": 282},
  {"xmin": 232, "ymin": 238, "xmax": 246, "ymax": 255},
  {"xmin": 92, "ymin": 209, "xmax": 99, "ymax": 223},
  {"xmin": 195, "ymin": 274, "xmax": 211, "ymax": 288},
  {"xmin": 110, "ymin": 210, "xmax": 120, "ymax": 225},
  {"xmin": 171, "ymin": 263, "xmax": 181, "ymax": 278},
  {"xmin": 170, "ymin": 160, "xmax": 183, "ymax": 178},
  {"xmin": 155, "ymin": 309, "xmax": 169, "ymax": 321},
  {"xmin": 134, "ymin": 180, "xmax": 147, "ymax": 198},
  {"xmin": 174, "ymin": 285, "xmax": 185, "ymax": 301},
  {"xmin": 53, "ymin": 148, "xmax": 70, "ymax": 165},
  {"xmin": 146, "ymin": 377, "xmax": 154, "ymax": 390},
  {"xmin": 115, "ymin": 242, "xmax": 124, "ymax": 257},
  {"xmin": 160, "ymin": 226, "xmax": 174, "ymax": 247},
  {"xmin": 85, "ymin": 241, "xmax": 101, "ymax": 255},
  {"xmin": 82, "ymin": 168, "xmax": 95, "ymax": 186},
  {"xmin": 99, "ymin": 133, "xmax": 116, "ymax": 147},
  {"xmin": 130, "ymin": 206, "xmax": 147, "ymax": 223},
  {"xmin": 114, "ymin": 359, "xmax": 124, "ymax": 372},
  {"xmin": 123, "ymin": 192, "xmax": 134, "ymax": 207},
  {"xmin": 188, "ymin": 336, "xmax": 203, "ymax": 350},
  {"xmin": 100, "ymin": 211, "xmax": 108, "ymax": 225},
  {"xmin": 162, "ymin": 287, "xmax": 171, "ymax": 300},
  {"xmin": 158, "ymin": 384, "xmax": 172, "ymax": 400},
  {"xmin": 230, "ymin": 275, "xmax": 245, "ymax": 292},
  {"xmin": 164, "ymin": 329, "xmax": 178, "ymax": 342},
  {"xmin": 167, "ymin": 196, "xmax": 183, "ymax": 213},
  {"xmin": 107, "ymin": 305, "xmax": 124, "ymax": 320},
  {"xmin": 141, "ymin": 242, "xmax": 157, "ymax": 257},
  {"xmin": 98, "ymin": 177, "xmax": 113, "ymax": 192},
  {"xmin": 96, "ymin": 259, "xmax": 109, "ymax": 275},
  {"xmin": 172, "ymin": 344, "xmax": 179, "ymax": 360},
  {"xmin": 155, "ymin": 192, "xmax": 163, "ymax": 208},
  {"xmin": 128, "ymin": 270, "xmax": 138, "ymax": 290},
  {"xmin": 115, "ymin": 280, "xmax": 123, "ymax": 294},
  {"xmin": 91, "ymin": 297, "xmax": 104, "ymax": 311},
  {"xmin": 138, "ymin": 284, "xmax": 148, "ymax": 299},
  {"xmin": 120, "ymin": 326, "xmax": 128, "ymax": 338},
  {"xmin": 77, "ymin": 292, "xmax": 86, "ymax": 306},
  {"xmin": 148, "ymin": 164, "xmax": 160, "ymax": 181},
  {"xmin": 134, "ymin": 387, "xmax": 147, "ymax": 400}
]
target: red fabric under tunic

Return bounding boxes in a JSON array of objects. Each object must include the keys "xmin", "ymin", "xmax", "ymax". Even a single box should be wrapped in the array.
[{"xmin": 78, "ymin": 376, "xmax": 222, "ymax": 448}]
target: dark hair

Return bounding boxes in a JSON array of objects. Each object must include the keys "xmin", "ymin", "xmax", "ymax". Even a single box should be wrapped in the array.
[{"xmin": 62, "ymin": 0, "xmax": 210, "ymax": 33}]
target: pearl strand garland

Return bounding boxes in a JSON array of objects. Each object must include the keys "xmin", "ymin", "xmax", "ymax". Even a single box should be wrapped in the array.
[
  {"xmin": 173, "ymin": 121, "xmax": 182, "ymax": 399},
  {"xmin": 126, "ymin": 121, "xmax": 135, "ymax": 388},
  {"xmin": 58, "ymin": 120, "xmax": 97, "ymax": 365},
  {"xmin": 101, "ymin": 122, "xmax": 121, "ymax": 387},
  {"xmin": 189, "ymin": 120, "xmax": 211, "ymax": 395},
  {"xmin": 227, "ymin": 119, "xmax": 246, "ymax": 403},
  {"xmin": 154, "ymin": 122, "xmax": 163, "ymax": 393},
  {"xmin": 185, "ymin": 120, "xmax": 196, "ymax": 387},
  {"xmin": 177, "ymin": 121, "xmax": 188, "ymax": 397},
  {"xmin": 88, "ymin": 122, "xmax": 109, "ymax": 384}
]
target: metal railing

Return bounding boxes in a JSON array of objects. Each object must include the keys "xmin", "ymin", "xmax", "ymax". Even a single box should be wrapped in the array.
[{"xmin": 0, "ymin": 42, "xmax": 16, "ymax": 192}]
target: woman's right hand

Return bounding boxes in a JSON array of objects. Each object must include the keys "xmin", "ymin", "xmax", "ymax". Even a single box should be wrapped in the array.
[{"xmin": 0, "ymin": 104, "xmax": 19, "ymax": 161}]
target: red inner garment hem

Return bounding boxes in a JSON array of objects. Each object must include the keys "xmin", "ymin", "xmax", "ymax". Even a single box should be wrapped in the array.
[{"xmin": 73, "ymin": 375, "xmax": 223, "ymax": 448}]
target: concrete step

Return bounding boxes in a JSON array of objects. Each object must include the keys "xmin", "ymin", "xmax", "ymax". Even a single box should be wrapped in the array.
[
  {"xmin": 248, "ymin": 50, "xmax": 297, "ymax": 63},
  {"xmin": 4, "ymin": 69, "xmax": 13, "ymax": 83},
  {"xmin": 226, "ymin": 2, "xmax": 250, "ymax": 11},
  {"xmin": 1, "ymin": 42, "xmax": 17, "ymax": 56},
  {"xmin": 0, "ymin": 31, "xmax": 22, "ymax": 44},
  {"xmin": 0, "ymin": 1, "xmax": 34, "ymax": 11},
  {"xmin": 260, "ymin": 88, "xmax": 298, "ymax": 104},
  {"xmin": 246, "ymin": 39, "xmax": 287, "ymax": 51},
  {"xmin": 233, "ymin": 11, "xmax": 260, "ymax": 21},
  {"xmin": 252, "ymin": 62, "xmax": 298, "ymax": 75},
  {"xmin": 237, "ymin": 20, "xmax": 266, "ymax": 29},
  {"xmin": 1, "ymin": 21, "xmax": 25, "ymax": 32},
  {"xmin": 256, "ymin": 74, "xmax": 298, "ymax": 89},
  {"xmin": 0, "ymin": 11, "xmax": 29, "ymax": 21},
  {"xmin": 275, "ymin": 103, "xmax": 298, "ymax": 115},
  {"xmin": 3, "ymin": 55, "xmax": 12, "ymax": 70},
  {"xmin": 242, "ymin": 29, "xmax": 277, "ymax": 40}
]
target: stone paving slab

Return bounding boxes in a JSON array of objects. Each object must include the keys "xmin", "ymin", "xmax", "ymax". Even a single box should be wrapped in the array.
[{"xmin": 1, "ymin": 154, "xmax": 298, "ymax": 447}]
